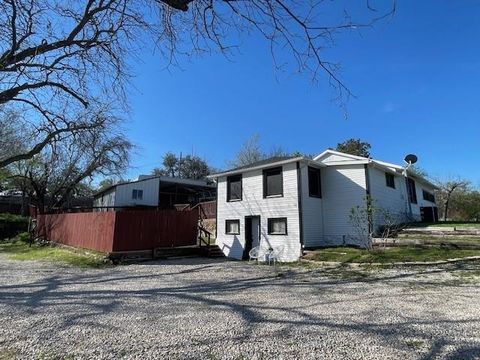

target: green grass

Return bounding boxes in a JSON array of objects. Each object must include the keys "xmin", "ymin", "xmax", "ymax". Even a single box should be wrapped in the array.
[
  {"xmin": 304, "ymin": 247, "xmax": 480, "ymax": 264},
  {"xmin": 410, "ymin": 221, "xmax": 480, "ymax": 229},
  {"xmin": 0, "ymin": 233, "xmax": 106, "ymax": 268}
]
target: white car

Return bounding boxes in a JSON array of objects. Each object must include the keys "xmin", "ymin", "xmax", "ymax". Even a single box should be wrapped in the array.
[{"xmin": 0, "ymin": 189, "xmax": 23, "ymax": 197}]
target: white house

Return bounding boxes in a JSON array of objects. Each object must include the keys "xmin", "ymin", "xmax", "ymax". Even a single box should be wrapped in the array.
[
  {"xmin": 93, "ymin": 175, "xmax": 215, "ymax": 209},
  {"xmin": 209, "ymin": 150, "xmax": 438, "ymax": 262}
]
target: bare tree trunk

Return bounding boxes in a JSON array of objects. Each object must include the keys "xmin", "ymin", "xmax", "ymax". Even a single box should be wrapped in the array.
[{"xmin": 444, "ymin": 198, "xmax": 450, "ymax": 221}]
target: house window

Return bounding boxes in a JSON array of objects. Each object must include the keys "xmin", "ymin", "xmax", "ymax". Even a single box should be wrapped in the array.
[
  {"xmin": 423, "ymin": 190, "xmax": 435, "ymax": 203},
  {"xmin": 227, "ymin": 175, "xmax": 242, "ymax": 201},
  {"xmin": 132, "ymin": 189, "xmax": 143, "ymax": 200},
  {"xmin": 225, "ymin": 219, "xmax": 240, "ymax": 235},
  {"xmin": 308, "ymin": 166, "xmax": 322, "ymax": 198},
  {"xmin": 268, "ymin": 218, "xmax": 287, "ymax": 235},
  {"xmin": 385, "ymin": 173, "xmax": 395, "ymax": 189},
  {"xmin": 406, "ymin": 178, "xmax": 417, "ymax": 204},
  {"xmin": 263, "ymin": 167, "xmax": 283, "ymax": 198}
]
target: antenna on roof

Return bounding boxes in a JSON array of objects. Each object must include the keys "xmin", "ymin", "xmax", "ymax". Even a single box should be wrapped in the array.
[
  {"xmin": 402, "ymin": 153, "xmax": 417, "ymax": 177},
  {"xmin": 404, "ymin": 154, "xmax": 418, "ymax": 165}
]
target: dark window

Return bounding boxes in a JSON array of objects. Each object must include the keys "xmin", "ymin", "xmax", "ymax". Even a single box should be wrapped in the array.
[
  {"xmin": 423, "ymin": 190, "xmax": 435, "ymax": 203},
  {"xmin": 225, "ymin": 219, "xmax": 240, "ymax": 235},
  {"xmin": 263, "ymin": 167, "xmax": 283, "ymax": 197},
  {"xmin": 407, "ymin": 178, "xmax": 417, "ymax": 204},
  {"xmin": 268, "ymin": 218, "xmax": 288, "ymax": 235},
  {"xmin": 132, "ymin": 189, "xmax": 143, "ymax": 200},
  {"xmin": 385, "ymin": 173, "xmax": 395, "ymax": 189},
  {"xmin": 308, "ymin": 167, "xmax": 322, "ymax": 198},
  {"xmin": 227, "ymin": 175, "xmax": 242, "ymax": 201}
]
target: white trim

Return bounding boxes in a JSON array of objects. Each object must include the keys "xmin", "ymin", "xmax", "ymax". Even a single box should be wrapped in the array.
[
  {"xmin": 314, "ymin": 149, "xmax": 438, "ymax": 190},
  {"xmin": 371, "ymin": 159, "xmax": 404, "ymax": 171},
  {"xmin": 314, "ymin": 149, "xmax": 368, "ymax": 162},
  {"xmin": 322, "ymin": 160, "xmax": 369, "ymax": 166}
]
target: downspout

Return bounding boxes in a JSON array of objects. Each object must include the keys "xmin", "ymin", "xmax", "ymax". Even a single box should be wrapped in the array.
[
  {"xmin": 404, "ymin": 176, "xmax": 413, "ymax": 219},
  {"xmin": 215, "ymin": 179, "xmax": 218, "ymax": 240},
  {"xmin": 296, "ymin": 162, "xmax": 304, "ymax": 253},
  {"xmin": 364, "ymin": 164, "xmax": 373, "ymax": 239}
]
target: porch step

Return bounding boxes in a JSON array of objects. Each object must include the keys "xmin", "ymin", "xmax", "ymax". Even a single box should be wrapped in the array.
[
  {"xmin": 200, "ymin": 245, "xmax": 225, "ymax": 258},
  {"xmin": 154, "ymin": 246, "xmax": 200, "ymax": 258}
]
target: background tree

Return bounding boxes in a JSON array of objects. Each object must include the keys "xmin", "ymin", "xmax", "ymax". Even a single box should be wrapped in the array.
[
  {"xmin": 177, "ymin": 155, "xmax": 210, "ymax": 180},
  {"xmin": 154, "ymin": 152, "xmax": 179, "ymax": 177},
  {"xmin": 228, "ymin": 134, "xmax": 293, "ymax": 168},
  {"xmin": 455, "ymin": 190, "xmax": 480, "ymax": 222},
  {"xmin": 228, "ymin": 134, "xmax": 264, "ymax": 168},
  {"xmin": 435, "ymin": 178, "xmax": 470, "ymax": 221},
  {"xmin": 335, "ymin": 138, "xmax": 372, "ymax": 157},
  {"xmin": 408, "ymin": 165, "xmax": 429, "ymax": 179},
  {"xmin": 0, "ymin": 168, "xmax": 12, "ymax": 192},
  {"xmin": 0, "ymin": 1, "xmax": 394, "ymax": 168},
  {"xmin": 9, "ymin": 119, "xmax": 131, "ymax": 213},
  {"xmin": 98, "ymin": 178, "xmax": 116, "ymax": 191},
  {"xmin": 152, "ymin": 152, "xmax": 210, "ymax": 180}
]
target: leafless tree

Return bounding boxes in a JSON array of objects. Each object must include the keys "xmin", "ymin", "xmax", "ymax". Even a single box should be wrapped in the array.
[
  {"xmin": 228, "ymin": 133, "xmax": 292, "ymax": 168},
  {"xmin": 1, "ymin": 0, "xmax": 395, "ymax": 168},
  {"xmin": 12, "ymin": 116, "xmax": 131, "ymax": 213},
  {"xmin": 435, "ymin": 178, "xmax": 470, "ymax": 221}
]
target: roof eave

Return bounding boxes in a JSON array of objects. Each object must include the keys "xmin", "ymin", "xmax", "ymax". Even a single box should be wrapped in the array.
[
  {"xmin": 208, "ymin": 156, "xmax": 317, "ymax": 179},
  {"xmin": 314, "ymin": 149, "xmax": 368, "ymax": 162}
]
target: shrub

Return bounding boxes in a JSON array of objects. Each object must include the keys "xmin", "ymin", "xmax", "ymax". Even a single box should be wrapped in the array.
[{"xmin": 0, "ymin": 213, "xmax": 29, "ymax": 239}]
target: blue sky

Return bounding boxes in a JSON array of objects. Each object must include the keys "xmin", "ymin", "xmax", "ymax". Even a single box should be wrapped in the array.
[{"xmin": 124, "ymin": 1, "xmax": 480, "ymax": 186}]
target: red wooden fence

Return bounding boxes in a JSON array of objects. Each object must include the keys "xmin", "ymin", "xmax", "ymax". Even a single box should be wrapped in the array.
[
  {"xmin": 36, "ymin": 209, "xmax": 199, "ymax": 253},
  {"xmin": 37, "ymin": 212, "xmax": 116, "ymax": 252},
  {"xmin": 195, "ymin": 200, "xmax": 216, "ymax": 219},
  {"xmin": 112, "ymin": 209, "xmax": 199, "ymax": 251}
]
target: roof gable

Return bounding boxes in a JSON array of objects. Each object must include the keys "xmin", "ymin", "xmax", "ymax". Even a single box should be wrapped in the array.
[{"xmin": 314, "ymin": 149, "xmax": 369, "ymax": 164}]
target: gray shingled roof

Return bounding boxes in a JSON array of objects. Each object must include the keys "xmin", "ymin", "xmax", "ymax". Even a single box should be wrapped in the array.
[{"xmin": 212, "ymin": 156, "xmax": 298, "ymax": 176}]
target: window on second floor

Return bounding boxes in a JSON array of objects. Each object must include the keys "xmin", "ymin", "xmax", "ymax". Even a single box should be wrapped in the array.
[
  {"xmin": 132, "ymin": 189, "xmax": 143, "ymax": 200},
  {"xmin": 406, "ymin": 178, "xmax": 417, "ymax": 204},
  {"xmin": 385, "ymin": 172, "xmax": 395, "ymax": 189},
  {"xmin": 227, "ymin": 174, "xmax": 242, "ymax": 201},
  {"xmin": 308, "ymin": 166, "xmax": 322, "ymax": 198},
  {"xmin": 423, "ymin": 190, "xmax": 436, "ymax": 203},
  {"xmin": 263, "ymin": 167, "xmax": 283, "ymax": 198}
]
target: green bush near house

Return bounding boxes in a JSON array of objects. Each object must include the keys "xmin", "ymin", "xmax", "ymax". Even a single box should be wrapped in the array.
[
  {"xmin": 0, "ymin": 213, "xmax": 29, "ymax": 238},
  {"xmin": 0, "ymin": 213, "xmax": 28, "ymax": 223}
]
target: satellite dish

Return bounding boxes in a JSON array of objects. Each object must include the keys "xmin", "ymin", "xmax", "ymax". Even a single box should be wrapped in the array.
[{"xmin": 404, "ymin": 154, "xmax": 418, "ymax": 165}]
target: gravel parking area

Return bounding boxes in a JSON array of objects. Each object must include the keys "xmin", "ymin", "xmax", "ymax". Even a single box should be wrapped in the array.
[{"xmin": 0, "ymin": 254, "xmax": 479, "ymax": 360}]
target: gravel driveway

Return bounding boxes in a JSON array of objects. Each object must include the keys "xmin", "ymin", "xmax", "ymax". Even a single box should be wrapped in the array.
[{"xmin": 0, "ymin": 254, "xmax": 479, "ymax": 360}]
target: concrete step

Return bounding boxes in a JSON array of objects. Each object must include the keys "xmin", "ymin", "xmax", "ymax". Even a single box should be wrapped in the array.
[
  {"xmin": 199, "ymin": 245, "xmax": 225, "ymax": 258},
  {"xmin": 402, "ymin": 228, "xmax": 480, "ymax": 236}
]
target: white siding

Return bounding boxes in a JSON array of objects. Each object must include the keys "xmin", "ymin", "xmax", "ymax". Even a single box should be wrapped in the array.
[
  {"xmin": 368, "ymin": 167, "xmax": 410, "ymax": 229},
  {"xmin": 319, "ymin": 153, "xmax": 357, "ymax": 163},
  {"xmin": 114, "ymin": 178, "xmax": 160, "ymax": 207},
  {"xmin": 369, "ymin": 168, "xmax": 438, "ymax": 226},
  {"xmin": 216, "ymin": 162, "xmax": 301, "ymax": 262},
  {"xmin": 93, "ymin": 189, "xmax": 116, "ymax": 208},
  {"xmin": 299, "ymin": 164, "xmax": 324, "ymax": 248},
  {"xmin": 410, "ymin": 180, "xmax": 437, "ymax": 218},
  {"xmin": 321, "ymin": 165, "xmax": 369, "ymax": 247}
]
